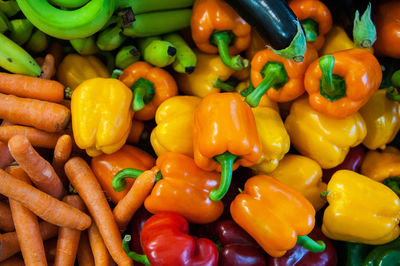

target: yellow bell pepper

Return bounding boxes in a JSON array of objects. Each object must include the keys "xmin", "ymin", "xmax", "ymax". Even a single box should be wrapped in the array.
[
  {"xmin": 150, "ymin": 95, "xmax": 201, "ymax": 157},
  {"xmin": 284, "ymin": 97, "xmax": 367, "ymax": 169},
  {"xmin": 71, "ymin": 78, "xmax": 133, "ymax": 157},
  {"xmin": 322, "ymin": 170, "xmax": 400, "ymax": 245},
  {"xmin": 361, "ymin": 146, "xmax": 400, "ymax": 182},
  {"xmin": 359, "ymin": 89, "xmax": 400, "ymax": 150},
  {"xmin": 57, "ymin": 54, "xmax": 109, "ymax": 90},
  {"xmin": 269, "ymin": 154, "xmax": 327, "ymax": 211}
]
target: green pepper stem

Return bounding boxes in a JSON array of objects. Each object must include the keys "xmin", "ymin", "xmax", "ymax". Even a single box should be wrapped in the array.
[
  {"xmin": 64, "ymin": 87, "xmax": 73, "ymax": 99},
  {"xmin": 383, "ymin": 177, "xmax": 400, "ymax": 196},
  {"xmin": 111, "ymin": 69, "xmax": 123, "ymax": 79},
  {"xmin": 112, "ymin": 168, "xmax": 144, "ymax": 192},
  {"xmin": 353, "ymin": 3, "xmax": 376, "ymax": 48},
  {"xmin": 213, "ymin": 77, "xmax": 240, "ymax": 92},
  {"xmin": 320, "ymin": 190, "xmax": 331, "ymax": 201},
  {"xmin": 301, "ymin": 18, "xmax": 319, "ymax": 42},
  {"xmin": 319, "ymin": 55, "xmax": 347, "ymax": 101},
  {"xmin": 211, "ymin": 31, "xmax": 248, "ymax": 70},
  {"xmin": 123, "ymin": 235, "xmax": 151, "ymax": 266},
  {"xmin": 386, "ymin": 87, "xmax": 400, "ymax": 102},
  {"xmin": 245, "ymin": 62, "xmax": 288, "ymax": 107},
  {"xmin": 297, "ymin": 235, "xmax": 326, "ymax": 253},
  {"xmin": 130, "ymin": 78, "xmax": 155, "ymax": 112},
  {"xmin": 209, "ymin": 152, "xmax": 237, "ymax": 201}
]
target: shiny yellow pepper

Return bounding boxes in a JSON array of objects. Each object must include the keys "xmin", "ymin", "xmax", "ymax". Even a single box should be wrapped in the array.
[
  {"xmin": 322, "ymin": 170, "xmax": 400, "ymax": 245},
  {"xmin": 284, "ymin": 97, "xmax": 367, "ymax": 169},
  {"xmin": 57, "ymin": 54, "xmax": 110, "ymax": 90},
  {"xmin": 361, "ymin": 146, "xmax": 400, "ymax": 182},
  {"xmin": 71, "ymin": 78, "xmax": 133, "ymax": 157},
  {"xmin": 269, "ymin": 154, "xmax": 327, "ymax": 211},
  {"xmin": 150, "ymin": 95, "xmax": 201, "ymax": 157},
  {"xmin": 359, "ymin": 89, "xmax": 400, "ymax": 150}
]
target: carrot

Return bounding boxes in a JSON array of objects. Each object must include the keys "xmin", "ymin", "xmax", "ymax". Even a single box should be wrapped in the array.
[
  {"xmin": 0, "ymin": 72, "xmax": 63, "ymax": 102},
  {"xmin": 8, "ymin": 135, "xmax": 66, "ymax": 199},
  {"xmin": 40, "ymin": 54, "xmax": 56, "ymax": 80},
  {"xmin": 0, "ymin": 221, "xmax": 58, "ymax": 262},
  {"xmin": 64, "ymin": 157, "xmax": 133, "ymax": 266},
  {"xmin": 77, "ymin": 230, "xmax": 95, "ymax": 266},
  {"xmin": 88, "ymin": 223, "xmax": 112, "ymax": 266},
  {"xmin": 0, "ymin": 201, "xmax": 14, "ymax": 232},
  {"xmin": 52, "ymin": 135, "xmax": 72, "ymax": 188},
  {"xmin": 0, "ymin": 141, "xmax": 13, "ymax": 170},
  {"xmin": 54, "ymin": 195, "xmax": 86, "ymax": 266},
  {"xmin": 0, "ymin": 168, "xmax": 91, "ymax": 231},
  {"xmin": 0, "ymin": 125, "xmax": 62, "ymax": 149},
  {"xmin": 0, "ymin": 256, "xmax": 25, "ymax": 266},
  {"xmin": 7, "ymin": 166, "xmax": 47, "ymax": 266},
  {"xmin": 113, "ymin": 170, "xmax": 155, "ymax": 232},
  {"xmin": 0, "ymin": 93, "xmax": 70, "ymax": 133}
]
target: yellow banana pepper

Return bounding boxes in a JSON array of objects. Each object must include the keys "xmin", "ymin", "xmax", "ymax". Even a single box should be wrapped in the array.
[
  {"xmin": 285, "ymin": 97, "xmax": 367, "ymax": 169},
  {"xmin": 361, "ymin": 146, "xmax": 400, "ymax": 182},
  {"xmin": 71, "ymin": 78, "xmax": 133, "ymax": 157},
  {"xmin": 322, "ymin": 170, "xmax": 400, "ymax": 245},
  {"xmin": 57, "ymin": 54, "xmax": 110, "ymax": 90},
  {"xmin": 359, "ymin": 89, "xmax": 400, "ymax": 150},
  {"xmin": 269, "ymin": 154, "xmax": 327, "ymax": 211},
  {"xmin": 150, "ymin": 95, "xmax": 202, "ymax": 157}
]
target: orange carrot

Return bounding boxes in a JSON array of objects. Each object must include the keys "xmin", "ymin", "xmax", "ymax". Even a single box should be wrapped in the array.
[
  {"xmin": 77, "ymin": 230, "xmax": 95, "ymax": 266},
  {"xmin": 54, "ymin": 195, "xmax": 86, "ymax": 266},
  {"xmin": 52, "ymin": 135, "xmax": 72, "ymax": 188},
  {"xmin": 7, "ymin": 166, "xmax": 47, "ymax": 266},
  {"xmin": 40, "ymin": 54, "xmax": 56, "ymax": 80},
  {"xmin": 8, "ymin": 135, "xmax": 66, "ymax": 199},
  {"xmin": 113, "ymin": 170, "xmax": 155, "ymax": 232},
  {"xmin": 0, "ymin": 141, "xmax": 13, "ymax": 170},
  {"xmin": 88, "ymin": 223, "xmax": 112, "ymax": 266},
  {"xmin": 0, "ymin": 201, "xmax": 14, "ymax": 232},
  {"xmin": 64, "ymin": 157, "xmax": 132, "ymax": 266},
  {"xmin": 0, "ymin": 168, "xmax": 91, "ymax": 230},
  {"xmin": 0, "ymin": 72, "xmax": 63, "ymax": 102},
  {"xmin": 0, "ymin": 256, "xmax": 25, "ymax": 266},
  {"xmin": 0, "ymin": 221, "xmax": 58, "ymax": 262},
  {"xmin": 0, "ymin": 125, "xmax": 62, "ymax": 149}
]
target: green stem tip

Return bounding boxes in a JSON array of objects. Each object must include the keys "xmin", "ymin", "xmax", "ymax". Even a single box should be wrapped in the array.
[
  {"xmin": 297, "ymin": 235, "xmax": 326, "ymax": 253},
  {"xmin": 112, "ymin": 168, "xmax": 144, "ymax": 192},
  {"xmin": 353, "ymin": 2, "xmax": 376, "ymax": 48},
  {"xmin": 386, "ymin": 87, "xmax": 400, "ymax": 102},
  {"xmin": 111, "ymin": 69, "xmax": 123, "ymax": 79},
  {"xmin": 301, "ymin": 18, "xmax": 319, "ymax": 42},
  {"xmin": 209, "ymin": 152, "xmax": 237, "ymax": 201},
  {"xmin": 213, "ymin": 77, "xmax": 240, "ymax": 92},
  {"xmin": 319, "ymin": 55, "xmax": 346, "ymax": 102},
  {"xmin": 123, "ymin": 235, "xmax": 151, "ymax": 265},
  {"xmin": 130, "ymin": 78, "xmax": 155, "ymax": 112}
]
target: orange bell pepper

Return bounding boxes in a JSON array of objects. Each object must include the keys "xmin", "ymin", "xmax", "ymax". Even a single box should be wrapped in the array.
[
  {"xmin": 231, "ymin": 175, "xmax": 325, "ymax": 257},
  {"xmin": 191, "ymin": 0, "xmax": 251, "ymax": 70},
  {"xmin": 244, "ymin": 44, "xmax": 318, "ymax": 106},
  {"xmin": 193, "ymin": 92, "xmax": 262, "ymax": 201},
  {"xmin": 91, "ymin": 144, "xmax": 155, "ymax": 204},
  {"xmin": 119, "ymin": 61, "xmax": 178, "ymax": 121},
  {"xmin": 304, "ymin": 48, "xmax": 382, "ymax": 119},
  {"xmin": 289, "ymin": 0, "xmax": 332, "ymax": 50},
  {"xmin": 126, "ymin": 119, "xmax": 145, "ymax": 145}
]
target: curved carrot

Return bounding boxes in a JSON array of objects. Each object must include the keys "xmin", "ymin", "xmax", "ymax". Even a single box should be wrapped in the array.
[
  {"xmin": 0, "ymin": 141, "xmax": 13, "ymax": 170},
  {"xmin": 7, "ymin": 166, "xmax": 47, "ymax": 266},
  {"xmin": 0, "ymin": 72, "xmax": 63, "ymax": 102},
  {"xmin": 0, "ymin": 201, "xmax": 13, "ymax": 232},
  {"xmin": 52, "ymin": 135, "xmax": 73, "ymax": 188},
  {"xmin": 77, "ymin": 230, "xmax": 95, "ymax": 266},
  {"xmin": 113, "ymin": 170, "xmax": 155, "ymax": 232},
  {"xmin": 88, "ymin": 223, "xmax": 112, "ymax": 266},
  {"xmin": 0, "ymin": 168, "xmax": 91, "ymax": 230},
  {"xmin": 40, "ymin": 54, "xmax": 56, "ymax": 80},
  {"xmin": 0, "ymin": 256, "xmax": 25, "ymax": 266},
  {"xmin": 0, "ymin": 93, "xmax": 70, "ymax": 133},
  {"xmin": 64, "ymin": 157, "xmax": 133, "ymax": 266},
  {"xmin": 54, "ymin": 195, "xmax": 86, "ymax": 266},
  {"xmin": 8, "ymin": 135, "xmax": 66, "ymax": 199}
]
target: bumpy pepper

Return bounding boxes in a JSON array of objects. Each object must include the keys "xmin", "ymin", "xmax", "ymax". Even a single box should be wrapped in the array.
[
  {"xmin": 289, "ymin": 0, "xmax": 332, "ymax": 50},
  {"xmin": 285, "ymin": 97, "xmax": 366, "ymax": 169},
  {"xmin": 245, "ymin": 44, "xmax": 318, "ymax": 106},
  {"xmin": 57, "ymin": 54, "xmax": 109, "ymax": 90},
  {"xmin": 175, "ymin": 50, "xmax": 235, "ymax": 98},
  {"xmin": 304, "ymin": 48, "xmax": 382, "ymax": 119},
  {"xmin": 191, "ymin": 0, "xmax": 250, "ymax": 70},
  {"xmin": 193, "ymin": 92, "xmax": 262, "ymax": 201},
  {"xmin": 231, "ymin": 175, "xmax": 325, "ymax": 258},
  {"xmin": 119, "ymin": 61, "xmax": 178, "ymax": 121},
  {"xmin": 71, "ymin": 78, "xmax": 133, "ymax": 157},
  {"xmin": 269, "ymin": 154, "xmax": 327, "ymax": 211},
  {"xmin": 322, "ymin": 170, "xmax": 400, "ymax": 245},
  {"xmin": 150, "ymin": 96, "xmax": 201, "ymax": 157}
]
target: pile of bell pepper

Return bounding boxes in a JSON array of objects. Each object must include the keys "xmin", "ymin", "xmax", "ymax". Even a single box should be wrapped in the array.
[{"xmin": 0, "ymin": 0, "xmax": 400, "ymax": 265}]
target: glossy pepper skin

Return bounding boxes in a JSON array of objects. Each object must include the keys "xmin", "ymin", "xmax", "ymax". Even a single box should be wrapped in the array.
[
  {"xmin": 57, "ymin": 54, "xmax": 109, "ymax": 90},
  {"xmin": 269, "ymin": 154, "xmax": 327, "ymax": 211},
  {"xmin": 140, "ymin": 212, "xmax": 219, "ymax": 266},
  {"xmin": 361, "ymin": 146, "xmax": 400, "ymax": 183},
  {"xmin": 150, "ymin": 96, "xmax": 201, "ymax": 157},
  {"xmin": 322, "ymin": 170, "xmax": 400, "ymax": 245},
  {"xmin": 71, "ymin": 78, "xmax": 133, "ymax": 157},
  {"xmin": 144, "ymin": 152, "xmax": 224, "ymax": 224},
  {"xmin": 175, "ymin": 50, "xmax": 235, "ymax": 98},
  {"xmin": 91, "ymin": 145, "xmax": 155, "ymax": 203},
  {"xmin": 119, "ymin": 61, "xmax": 178, "ymax": 121},
  {"xmin": 359, "ymin": 89, "xmax": 400, "ymax": 150},
  {"xmin": 304, "ymin": 48, "xmax": 382, "ymax": 119},
  {"xmin": 289, "ymin": 0, "xmax": 332, "ymax": 50},
  {"xmin": 193, "ymin": 92, "xmax": 262, "ymax": 201},
  {"xmin": 231, "ymin": 175, "xmax": 317, "ymax": 257},
  {"xmin": 285, "ymin": 97, "xmax": 366, "ymax": 169},
  {"xmin": 362, "ymin": 237, "xmax": 400, "ymax": 266}
]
